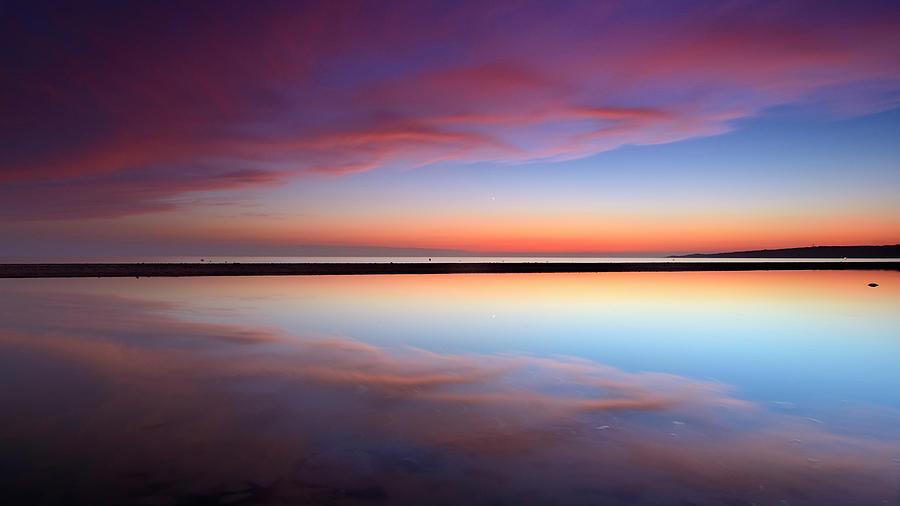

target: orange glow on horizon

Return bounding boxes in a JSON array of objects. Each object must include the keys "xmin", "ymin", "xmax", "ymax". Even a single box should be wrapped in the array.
[{"xmin": 129, "ymin": 208, "xmax": 900, "ymax": 254}]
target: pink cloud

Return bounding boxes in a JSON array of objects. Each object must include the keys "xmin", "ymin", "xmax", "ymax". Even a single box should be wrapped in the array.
[{"xmin": 3, "ymin": 1, "xmax": 899, "ymax": 219}]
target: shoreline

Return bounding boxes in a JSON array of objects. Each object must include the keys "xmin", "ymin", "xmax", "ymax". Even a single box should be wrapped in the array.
[{"xmin": 1, "ymin": 261, "xmax": 899, "ymax": 278}]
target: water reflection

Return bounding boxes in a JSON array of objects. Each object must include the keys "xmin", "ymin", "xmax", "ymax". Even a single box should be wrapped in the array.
[{"xmin": 0, "ymin": 272, "xmax": 899, "ymax": 505}]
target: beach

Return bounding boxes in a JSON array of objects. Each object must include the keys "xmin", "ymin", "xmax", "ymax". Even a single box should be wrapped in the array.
[{"xmin": 2, "ymin": 261, "xmax": 899, "ymax": 278}]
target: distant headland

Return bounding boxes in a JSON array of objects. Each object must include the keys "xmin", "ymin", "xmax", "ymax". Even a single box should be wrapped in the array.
[{"xmin": 672, "ymin": 244, "xmax": 900, "ymax": 258}]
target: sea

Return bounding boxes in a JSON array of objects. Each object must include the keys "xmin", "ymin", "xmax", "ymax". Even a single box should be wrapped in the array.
[{"xmin": 0, "ymin": 264, "xmax": 898, "ymax": 504}]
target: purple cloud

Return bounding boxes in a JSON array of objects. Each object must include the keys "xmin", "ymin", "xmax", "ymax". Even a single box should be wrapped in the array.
[{"xmin": 3, "ymin": 1, "xmax": 899, "ymax": 219}]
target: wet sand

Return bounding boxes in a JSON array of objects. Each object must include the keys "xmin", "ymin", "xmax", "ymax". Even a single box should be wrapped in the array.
[{"xmin": 1, "ymin": 261, "xmax": 899, "ymax": 278}]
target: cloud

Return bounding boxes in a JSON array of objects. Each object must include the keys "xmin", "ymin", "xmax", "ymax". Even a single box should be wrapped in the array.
[
  {"xmin": 2, "ymin": 0, "xmax": 900, "ymax": 219},
  {"xmin": 0, "ymin": 166, "xmax": 292, "ymax": 220}
]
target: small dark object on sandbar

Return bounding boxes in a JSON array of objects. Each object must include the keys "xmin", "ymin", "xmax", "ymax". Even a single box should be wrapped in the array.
[{"xmin": 868, "ymin": 283, "xmax": 879, "ymax": 287}]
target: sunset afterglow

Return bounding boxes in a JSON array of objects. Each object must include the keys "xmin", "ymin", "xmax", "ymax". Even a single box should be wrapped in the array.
[{"xmin": 3, "ymin": 1, "xmax": 899, "ymax": 256}]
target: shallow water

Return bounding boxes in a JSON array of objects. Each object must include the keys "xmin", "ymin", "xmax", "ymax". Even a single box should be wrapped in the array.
[{"xmin": 1, "ymin": 271, "xmax": 898, "ymax": 505}]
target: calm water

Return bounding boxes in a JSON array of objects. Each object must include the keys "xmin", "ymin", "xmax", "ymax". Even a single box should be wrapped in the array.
[{"xmin": 1, "ymin": 271, "xmax": 898, "ymax": 505}]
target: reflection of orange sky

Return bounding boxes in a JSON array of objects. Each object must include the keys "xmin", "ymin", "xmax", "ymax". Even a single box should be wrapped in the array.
[
  {"xmin": 37, "ymin": 270, "xmax": 900, "ymax": 322},
  {"xmin": 140, "ymin": 268, "xmax": 900, "ymax": 299}
]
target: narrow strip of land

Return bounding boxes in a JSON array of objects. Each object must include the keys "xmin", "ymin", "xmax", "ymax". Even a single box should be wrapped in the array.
[
  {"xmin": 672, "ymin": 244, "xmax": 900, "ymax": 258},
  {"xmin": 1, "ymin": 262, "xmax": 899, "ymax": 278}
]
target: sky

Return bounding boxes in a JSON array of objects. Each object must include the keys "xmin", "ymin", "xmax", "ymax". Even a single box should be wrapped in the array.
[{"xmin": 2, "ymin": 0, "xmax": 900, "ymax": 257}]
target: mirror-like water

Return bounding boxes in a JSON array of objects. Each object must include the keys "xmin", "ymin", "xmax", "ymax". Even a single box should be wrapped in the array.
[{"xmin": 1, "ymin": 271, "xmax": 898, "ymax": 505}]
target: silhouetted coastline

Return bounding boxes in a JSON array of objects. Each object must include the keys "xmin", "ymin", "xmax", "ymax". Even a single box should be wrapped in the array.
[{"xmin": 672, "ymin": 244, "xmax": 900, "ymax": 258}]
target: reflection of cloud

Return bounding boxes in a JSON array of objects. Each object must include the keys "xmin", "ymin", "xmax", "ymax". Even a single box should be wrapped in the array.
[
  {"xmin": 0, "ymin": 289, "xmax": 899, "ymax": 504},
  {"xmin": 4, "ymin": 1, "xmax": 900, "ymax": 219},
  {"xmin": 0, "ymin": 289, "xmax": 285, "ymax": 345}
]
